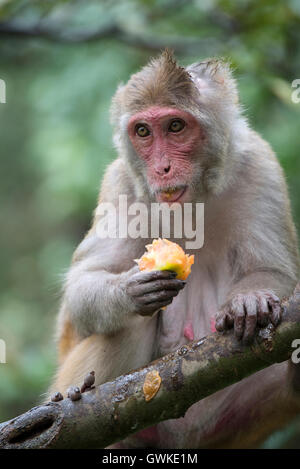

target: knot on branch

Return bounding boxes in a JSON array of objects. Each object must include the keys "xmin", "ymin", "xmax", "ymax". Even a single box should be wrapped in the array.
[{"xmin": 0, "ymin": 403, "xmax": 63, "ymax": 449}]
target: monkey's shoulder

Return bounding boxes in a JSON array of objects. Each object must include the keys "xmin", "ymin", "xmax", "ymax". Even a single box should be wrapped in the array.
[
  {"xmin": 246, "ymin": 129, "xmax": 280, "ymax": 165},
  {"xmin": 73, "ymin": 158, "xmax": 146, "ymax": 263},
  {"xmin": 239, "ymin": 129, "xmax": 286, "ymax": 188},
  {"xmin": 98, "ymin": 157, "xmax": 136, "ymax": 204}
]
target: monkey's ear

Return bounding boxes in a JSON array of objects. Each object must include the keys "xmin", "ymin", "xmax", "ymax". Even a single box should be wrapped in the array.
[{"xmin": 187, "ymin": 59, "xmax": 239, "ymax": 105}]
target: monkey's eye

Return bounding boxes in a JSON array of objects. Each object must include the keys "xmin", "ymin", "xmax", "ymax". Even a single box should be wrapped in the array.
[
  {"xmin": 135, "ymin": 124, "xmax": 150, "ymax": 137},
  {"xmin": 169, "ymin": 119, "xmax": 185, "ymax": 133}
]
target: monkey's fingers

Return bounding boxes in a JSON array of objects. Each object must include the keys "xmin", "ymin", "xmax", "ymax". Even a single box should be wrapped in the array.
[
  {"xmin": 256, "ymin": 291, "xmax": 281, "ymax": 327},
  {"xmin": 136, "ymin": 289, "xmax": 179, "ymax": 305},
  {"xmin": 267, "ymin": 293, "xmax": 281, "ymax": 326},
  {"xmin": 215, "ymin": 305, "xmax": 233, "ymax": 331},
  {"xmin": 129, "ymin": 270, "xmax": 177, "ymax": 286},
  {"xmin": 232, "ymin": 297, "xmax": 246, "ymax": 340},
  {"xmin": 138, "ymin": 298, "xmax": 173, "ymax": 316},
  {"xmin": 243, "ymin": 296, "xmax": 258, "ymax": 344},
  {"xmin": 129, "ymin": 279, "xmax": 185, "ymax": 296},
  {"xmin": 217, "ymin": 291, "xmax": 282, "ymax": 344},
  {"xmin": 256, "ymin": 294, "xmax": 270, "ymax": 327}
]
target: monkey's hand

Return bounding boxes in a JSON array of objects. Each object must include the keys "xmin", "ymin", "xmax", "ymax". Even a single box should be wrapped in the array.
[
  {"xmin": 215, "ymin": 290, "xmax": 282, "ymax": 344},
  {"xmin": 122, "ymin": 267, "xmax": 186, "ymax": 317}
]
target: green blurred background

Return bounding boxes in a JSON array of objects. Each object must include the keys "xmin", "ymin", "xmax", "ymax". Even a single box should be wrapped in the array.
[{"xmin": 0, "ymin": 0, "xmax": 299, "ymax": 448}]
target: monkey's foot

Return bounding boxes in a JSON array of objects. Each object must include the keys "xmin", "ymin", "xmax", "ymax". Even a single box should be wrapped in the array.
[{"xmin": 215, "ymin": 290, "xmax": 282, "ymax": 343}]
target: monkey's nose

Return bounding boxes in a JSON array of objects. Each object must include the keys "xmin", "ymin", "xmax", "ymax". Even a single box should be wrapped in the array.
[
  {"xmin": 154, "ymin": 156, "xmax": 171, "ymax": 176},
  {"xmin": 155, "ymin": 164, "xmax": 171, "ymax": 175}
]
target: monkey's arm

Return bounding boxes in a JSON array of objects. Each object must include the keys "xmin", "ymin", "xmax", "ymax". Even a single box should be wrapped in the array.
[
  {"xmin": 216, "ymin": 141, "xmax": 299, "ymax": 343},
  {"xmin": 61, "ymin": 235, "xmax": 185, "ymax": 338},
  {"xmin": 53, "ymin": 233, "xmax": 186, "ymax": 393},
  {"xmin": 60, "ymin": 156, "xmax": 186, "ymax": 339}
]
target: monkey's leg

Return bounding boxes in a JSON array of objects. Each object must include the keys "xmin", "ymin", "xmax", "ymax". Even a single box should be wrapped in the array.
[{"xmin": 48, "ymin": 315, "xmax": 157, "ymax": 399}]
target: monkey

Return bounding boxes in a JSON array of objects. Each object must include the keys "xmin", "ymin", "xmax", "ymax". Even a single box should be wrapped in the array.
[{"xmin": 48, "ymin": 50, "xmax": 300, "ymax": 448}]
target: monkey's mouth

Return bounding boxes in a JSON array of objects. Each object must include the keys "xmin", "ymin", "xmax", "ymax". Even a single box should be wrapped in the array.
[{"xmin": 156, "ymin": 186, "xmax": 187, "ymax": 203}]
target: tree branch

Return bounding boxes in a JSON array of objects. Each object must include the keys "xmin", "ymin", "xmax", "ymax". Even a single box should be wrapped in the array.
[{"xmin": 0, "ymin": 284, "xmax": 299, "ymax": 449}]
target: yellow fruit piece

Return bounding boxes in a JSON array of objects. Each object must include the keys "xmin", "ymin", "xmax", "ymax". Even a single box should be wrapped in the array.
[
  {"xmin": 135, "ymin": 238, "xmax": 194, "ymax": 280},
  {"xmin": 143, "ymin": 370, "xmax": 162, "ymax": 402}
]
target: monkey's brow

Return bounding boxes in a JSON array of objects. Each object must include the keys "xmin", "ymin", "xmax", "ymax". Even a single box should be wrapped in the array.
[{"xmin": 129, "ymin": 106, "xmax": 190, "ymax": 124}]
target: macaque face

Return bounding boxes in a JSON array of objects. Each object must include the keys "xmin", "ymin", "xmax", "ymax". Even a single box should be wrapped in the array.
[{"xmin": 127, "ymin": 106, "xmax": 204, "ymax": 203}]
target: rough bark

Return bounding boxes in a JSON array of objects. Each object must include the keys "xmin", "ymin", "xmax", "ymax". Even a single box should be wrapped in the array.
[{"xmin": 0, "ymin": 285, "xmax": 300, "ymax": 449}]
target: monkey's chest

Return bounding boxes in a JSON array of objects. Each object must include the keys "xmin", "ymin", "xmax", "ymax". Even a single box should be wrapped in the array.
[{"xmin": 157, "ymin": 264, "xmax": 220, "ymax": 357}]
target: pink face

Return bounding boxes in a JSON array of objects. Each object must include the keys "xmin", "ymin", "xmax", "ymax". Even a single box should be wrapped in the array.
[{"xmin": 127, "ymin": 106, "xmax": 203, "ymax": 203}]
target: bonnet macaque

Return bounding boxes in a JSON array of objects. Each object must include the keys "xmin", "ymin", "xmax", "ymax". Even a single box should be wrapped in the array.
[{"xmin": 49, "ymin": 51, "xmax": 299, "ymax": 448}]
